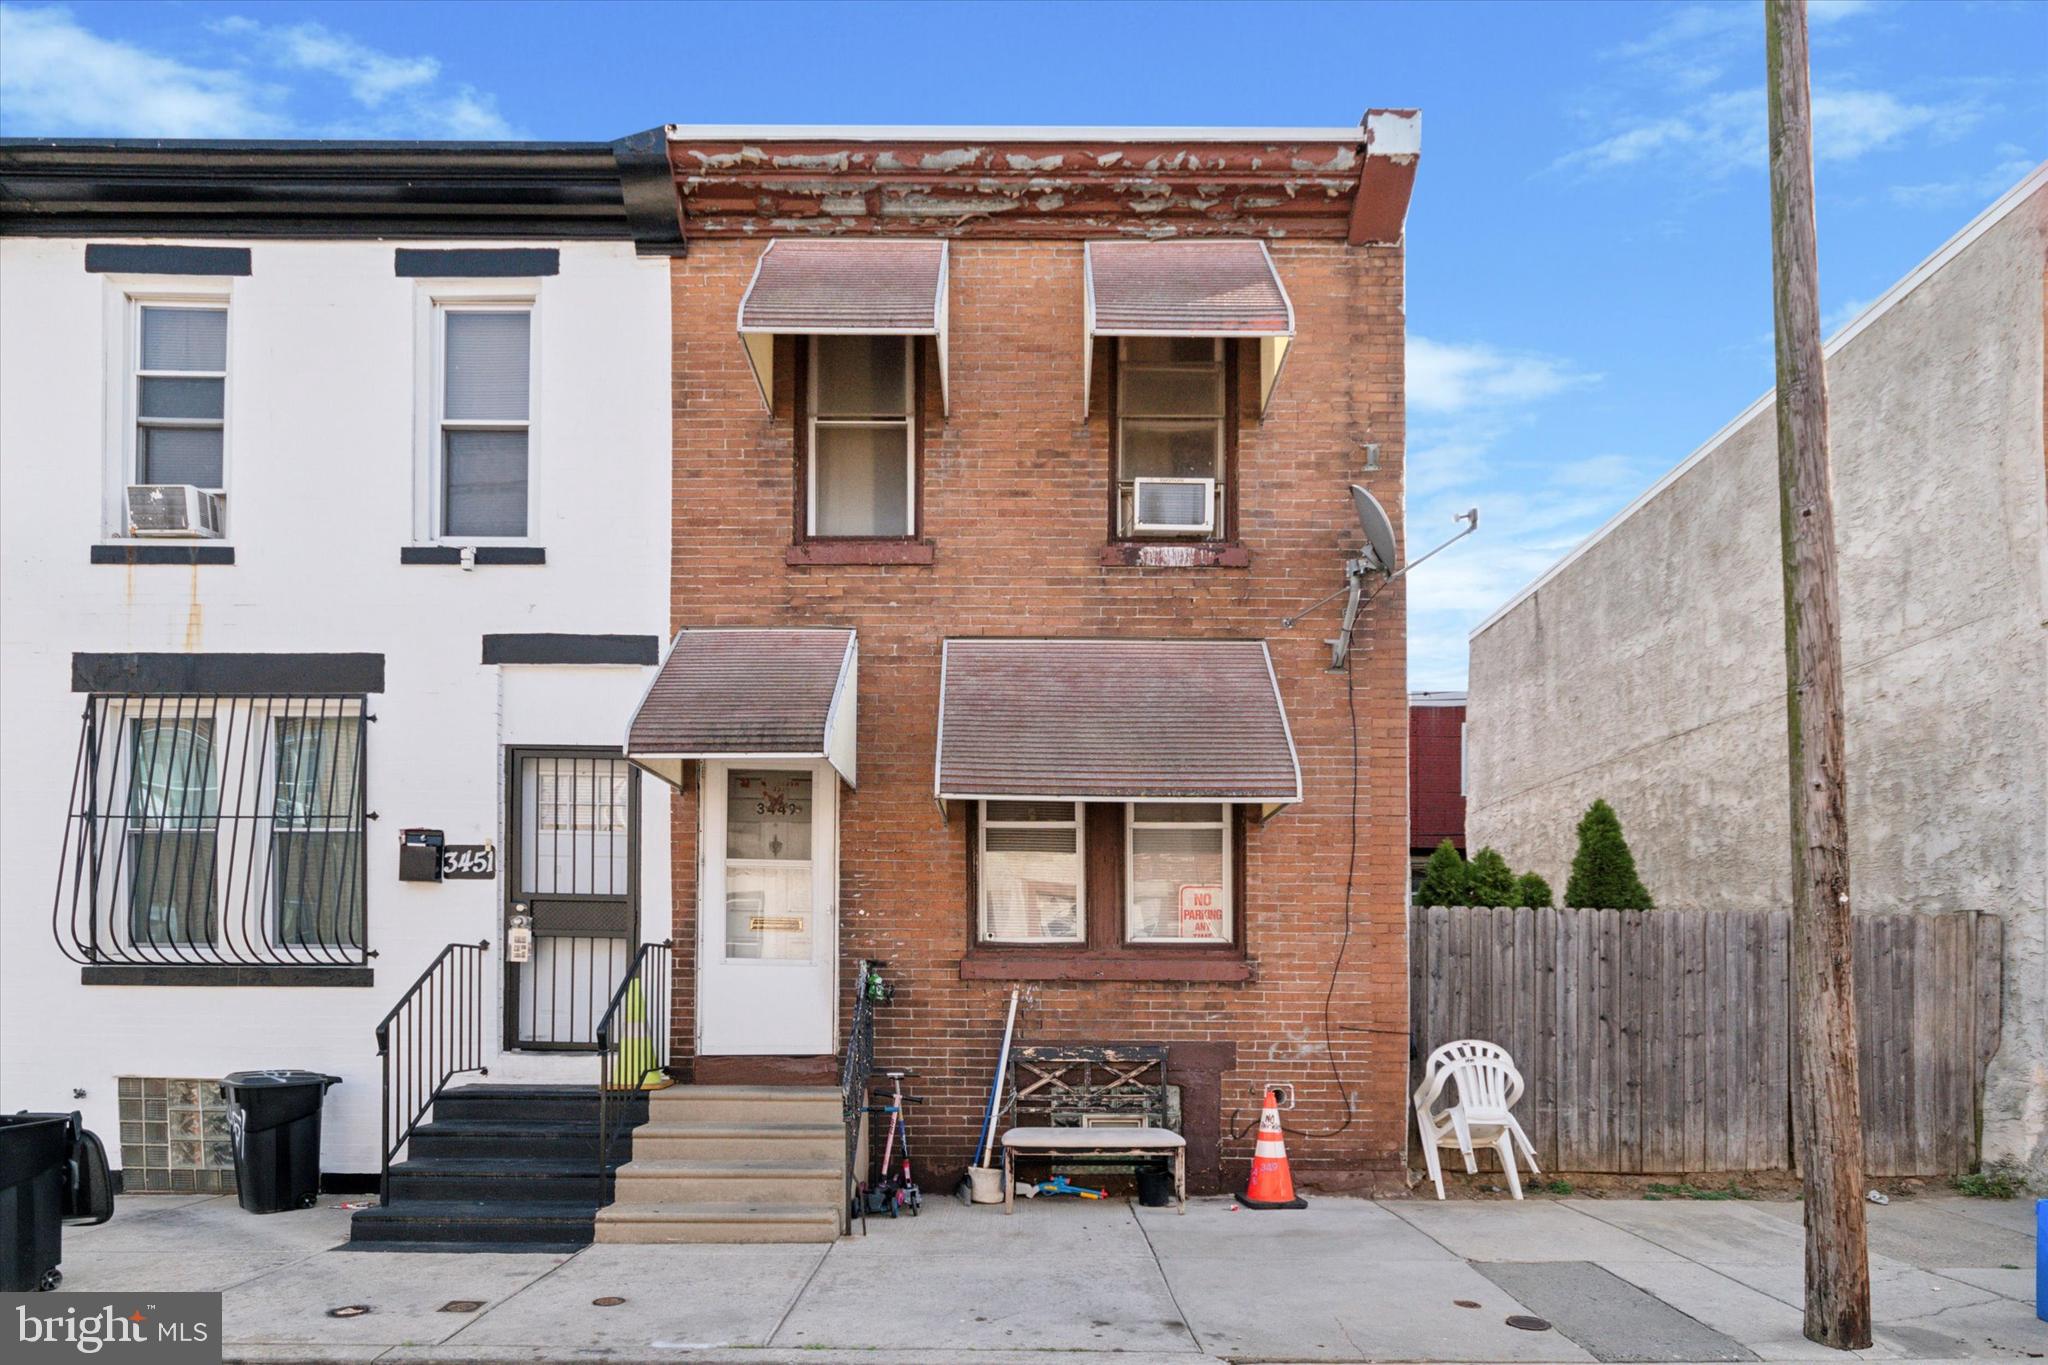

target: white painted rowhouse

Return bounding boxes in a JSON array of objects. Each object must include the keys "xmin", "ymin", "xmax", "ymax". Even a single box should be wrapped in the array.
[{"xmin": 0, "ymin": 135, "xmax": 684, "ymax": 1192}]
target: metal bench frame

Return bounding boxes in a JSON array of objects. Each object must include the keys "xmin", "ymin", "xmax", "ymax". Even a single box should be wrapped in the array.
[{"xmin": 1000, "ymin": 1043, "xmax": 1186, "ymax": 1213}]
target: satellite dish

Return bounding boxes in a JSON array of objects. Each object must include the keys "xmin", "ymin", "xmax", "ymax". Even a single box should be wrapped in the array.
[{"xmin": 1350, "ymin": 484, "xmax": 1398, "ymax": 575}]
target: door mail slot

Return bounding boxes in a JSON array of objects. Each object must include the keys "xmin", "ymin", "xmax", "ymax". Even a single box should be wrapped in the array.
[{"xmin": 399, "ymin": 828, "xmax": 445, "ymax": 882}]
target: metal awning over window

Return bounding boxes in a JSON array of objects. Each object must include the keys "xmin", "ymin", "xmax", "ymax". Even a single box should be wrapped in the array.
[
  {"xmin": 1083, "ymin": 240, "xmax": 1295, "ymax": 419},
  {"xmin": 737, "ymin": 240, "xmax": 950, "ymax": 415},
  {"xmin": 936, "ymin": 638, "xmax": 1301, "ymax": 818},
  {"xmin": 625, "ymin": 628, "xmax": 858, "ymax": 789},
  {"xmin": 53, "ymin": 692, "xmax": 371, "ymax": 970}
]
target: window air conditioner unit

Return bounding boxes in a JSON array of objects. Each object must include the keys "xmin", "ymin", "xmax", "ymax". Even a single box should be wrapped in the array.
[
  {"xmin": 126, "ymin": 484, "xmax": 224, "ymax": 538},
  {"xmin": 1131, "ymin": 477, "xmax": 1215, "ymax": 535}
]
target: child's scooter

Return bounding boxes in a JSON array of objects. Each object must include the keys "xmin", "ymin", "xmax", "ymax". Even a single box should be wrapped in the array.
[{"xmin": 864, "ymin": 1070, "xmax": 923, "ymax": 1217}]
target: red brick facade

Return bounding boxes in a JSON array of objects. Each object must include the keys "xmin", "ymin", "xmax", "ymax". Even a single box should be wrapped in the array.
[
  {"xmin": 661, "ymin": 233, "xmax": 1411, "ymax": 1194},
  {"xmin": 1409, "ymin": 697, "xmax": 1466, "ymax": 855}
]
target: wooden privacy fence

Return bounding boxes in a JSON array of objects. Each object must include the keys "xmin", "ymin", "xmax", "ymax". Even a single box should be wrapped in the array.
[{"xmin": 1409, "ymin": 906, "xmax": 2003, "ymax": 1176}]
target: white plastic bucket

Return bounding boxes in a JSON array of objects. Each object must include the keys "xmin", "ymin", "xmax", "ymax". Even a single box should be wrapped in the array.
[{"xmin": 968, "ymin": 1165, "xmax": 1005, "ymax": 1204}]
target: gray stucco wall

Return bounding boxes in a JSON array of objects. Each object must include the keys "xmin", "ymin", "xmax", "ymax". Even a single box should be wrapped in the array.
[{"xmin": 1466, "ymin": 177, "xmax": 2048, "ymax": 1177}]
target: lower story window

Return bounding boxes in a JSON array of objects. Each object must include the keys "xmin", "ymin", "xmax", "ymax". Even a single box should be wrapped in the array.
[
  {"xmin": 978, "ymin": 801, "xmax": 1083, "ymax": 943},
  {"xmin": 1127, "ymin": 803, "xmax": 1232, "ymax": 943},
  {"xmin": 55, "ymin": 694, "xmax": 369, "ymax": 968}
]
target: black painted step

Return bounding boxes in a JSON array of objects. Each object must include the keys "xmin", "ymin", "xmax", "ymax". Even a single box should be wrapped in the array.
[
  {"xmin": 385, "ymin": 1156, "xmax": 610, "ymax": 1204},
  {"xmin": 349, "ymin": 1198, "xmax": 598, "ymax": 1246},
  {"xmin": 406, "ymin": 1118, "xmax": 604, "ymax": 1162},
  {"xmin": 349, "ymin": 1083, "xmax": 648, "ymax": 1251}
]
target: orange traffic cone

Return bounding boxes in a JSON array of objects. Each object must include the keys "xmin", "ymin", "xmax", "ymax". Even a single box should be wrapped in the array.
[{"xmin": 1240, "ymin": 1088, "xmax": 1307, "ymax": 1209}]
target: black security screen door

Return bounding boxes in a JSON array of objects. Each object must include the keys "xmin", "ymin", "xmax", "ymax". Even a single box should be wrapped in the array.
[{"xmin": 504, "ymin": 748, "xmax": 640, "ymax": 1051}]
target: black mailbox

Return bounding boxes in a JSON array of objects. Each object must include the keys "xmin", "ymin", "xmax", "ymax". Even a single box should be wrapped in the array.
[{"xmin": 399, "ymin": 829, "xmax": 444, "ymax": 882}]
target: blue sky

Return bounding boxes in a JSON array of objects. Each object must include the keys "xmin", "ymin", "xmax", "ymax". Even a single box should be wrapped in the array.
[{"xmin": 4, "ymin": 1, "xmax": 2042, "ymax": 688}]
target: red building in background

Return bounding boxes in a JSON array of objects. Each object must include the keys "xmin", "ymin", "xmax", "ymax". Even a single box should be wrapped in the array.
[{"xmin": 1409, "ymin": 692, "xmax": 1466, "ymax": 890}]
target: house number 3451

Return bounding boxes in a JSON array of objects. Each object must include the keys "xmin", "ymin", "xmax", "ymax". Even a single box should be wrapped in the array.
[{"xmin": 440, "ymin": 844, "xmax": 496, "ymax": 879}]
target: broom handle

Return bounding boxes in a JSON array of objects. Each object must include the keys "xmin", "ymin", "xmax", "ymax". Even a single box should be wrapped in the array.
[{"xmin": 976, "ymin": 989, "xmax": 1020, "ymax": 1169}]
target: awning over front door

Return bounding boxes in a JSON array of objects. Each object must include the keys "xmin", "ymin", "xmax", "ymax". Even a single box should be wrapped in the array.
[
  {"xmin": 935, "ymin": 638, "xmax": 1301, "ymax": 819},
  {"xmin": 625, "ymin": 628, "xmax": 858, "ymax": 789},
  {"xmin": 737, "ymin": 239, "xmax": 951, "ymax": 415},
  {"xmin": 1082, "ymin": 239, "xmax": 1295, "ymax": 419}
]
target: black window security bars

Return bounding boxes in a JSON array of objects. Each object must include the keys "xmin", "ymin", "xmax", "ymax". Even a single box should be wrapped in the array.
[{"xmin": 53, "ymin": 693, "xmax": 372, "ymax": 968}]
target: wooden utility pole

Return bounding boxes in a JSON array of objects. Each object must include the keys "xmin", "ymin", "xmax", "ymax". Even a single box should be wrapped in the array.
[{"xmin": 1765, "ymin": 0, "xmax": 1872, "ymax": 1348}]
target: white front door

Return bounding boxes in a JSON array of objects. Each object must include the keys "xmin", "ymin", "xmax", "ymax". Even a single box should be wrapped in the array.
[{"xmin": 698, "ymin": 762, "xmax": 838, "ymax": 1055}]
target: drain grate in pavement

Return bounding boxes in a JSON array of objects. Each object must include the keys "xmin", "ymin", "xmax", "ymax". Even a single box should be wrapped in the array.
[{"xmin": 1474, "ymin": 1261, "xmax": 1755, "ymax": 1363}]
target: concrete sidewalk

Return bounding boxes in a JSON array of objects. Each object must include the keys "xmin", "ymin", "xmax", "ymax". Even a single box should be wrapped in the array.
[{"xmin": 47, "ymin": 1191, "xmax": 2041, "ymax": 1363}]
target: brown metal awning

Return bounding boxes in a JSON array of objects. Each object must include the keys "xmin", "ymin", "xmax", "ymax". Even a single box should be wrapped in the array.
[
  {"xmin": 1083, "ymin": 240, "xmax": 1295, "ymax": 418},
  {"xmin": 625, "ymin": 628, "xmax": 858, "ymax": 789},
  {"xmin": 736, "ymin": 239, "xmax": 950, "ymax": 415},
  {"xmin": 935, "ymin": 638, "xmax": 1301, "ymax": 818}
]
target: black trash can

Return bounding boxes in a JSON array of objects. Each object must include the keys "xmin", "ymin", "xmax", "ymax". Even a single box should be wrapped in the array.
[
  {"xmin": 219, "ymin": 1071, "xmax": 341, "ymax": 1214},
  {"xmin": 0, "ymin": 1113, "xmax": 73, "ymax": 1290}
]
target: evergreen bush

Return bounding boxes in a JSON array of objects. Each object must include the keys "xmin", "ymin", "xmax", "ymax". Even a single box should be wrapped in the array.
[
  {"xmin": 1414, "ymin": 839, "xmax": 1469, "ymax": 906},
  {"xmin": 1465, "ymin": 847, "xmax": 1518, "ymax": 907},
  {"xmin": 1515, "ymin": 871, "xmax": 1554, "ymax": 908},
  {"xmin": 1563, "ymin": 799, "xmax": 1654, "ymax": 909}
]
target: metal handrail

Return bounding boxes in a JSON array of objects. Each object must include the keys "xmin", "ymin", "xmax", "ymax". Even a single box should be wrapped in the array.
[
  {"xmin": 839, "ymin": 959, "xmax": 879, "ymax": 1233},
  {"xmin": 375, "ymin": 940, "xmax": 488, "ymax": 1204},
  {"xmin": 596, "ymin": 939, "xmax": 672, "ymax": 1174}
]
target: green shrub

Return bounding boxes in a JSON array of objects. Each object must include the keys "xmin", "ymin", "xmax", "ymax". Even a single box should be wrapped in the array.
[
  {"xmin": 1415, "ymin": 840, "xmax": 1469, "ymax": 907},
  {"xmin": 1515, "ymin": 872, "xmax": 1554, "ymax": 908},
  {"xmin": 1465, "ymin": 847, "xmax": 1518, "ymax": 907},
  {"xmin": 1953, "ymin": 1165, "xmax": 2025, "ymax": 1199},
  {"xmin": 1564, "ymin": 799, "xmax": 1654, "ymax": 909}
]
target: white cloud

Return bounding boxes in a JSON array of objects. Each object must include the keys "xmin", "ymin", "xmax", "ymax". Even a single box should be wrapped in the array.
[
  {"xmin": 0, "ymin": 5, "xmax": 285, "ymax": 136},
  {"xmin": 207, "ymin": 15, "xmax": 515, "ymax": 139},
  {"xmin": 1408, "ymin": 337, "xmax": 1597, "ymax": 415},
  {"xmin": 1400, "ymin": 338, "xmax": 1631, "ymax": 689},
  {"xmin": 1888, "ymin": 146, "xmax": 2040, "ymax": 209},
  {"xmin": 0, "ymin": 4, "xmax": 519, "ymax": 139}
]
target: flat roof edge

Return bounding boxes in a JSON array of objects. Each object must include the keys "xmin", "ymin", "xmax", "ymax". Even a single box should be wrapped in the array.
[
  {"xmin": 1468, "ymin": 160, "xmax": 2048, "ymax": 643},
  {"xmin": 665, "ymin": 124, "xmax": 1366, "ymax": 143}
]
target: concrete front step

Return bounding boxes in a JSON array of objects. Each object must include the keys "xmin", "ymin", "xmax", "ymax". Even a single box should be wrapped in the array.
[
  {"xmin": 629, "ymin": 1120, "xmax": 843, "ymax": 1163},
  {"xmin": 611, "ymin": 1158, "xmax": 840, "ymax": 1205},
  {"xmin": 595, "ymin": 1201, "xmax": 841, "ymax": 1244},
  {"xmin": 646, "ymin": 1084, "xmax": 841, "ymax": 1125}
]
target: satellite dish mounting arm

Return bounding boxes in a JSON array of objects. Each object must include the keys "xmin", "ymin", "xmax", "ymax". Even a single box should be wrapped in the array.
[{"xmin": 1283, "ymin": 488, "xmax": 1478, "ymax": 670}]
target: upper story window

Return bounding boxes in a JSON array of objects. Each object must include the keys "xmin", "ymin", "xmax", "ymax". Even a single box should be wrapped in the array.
[
  {"xmin": 1116, "ymin": 337, "xmax": 1227, "ymax": 540},
  {"xmin": 436, "ymin": 304, "xmax": 532, "ymax": 539},
  {"xmin": 134, "ymin": 304, "xmax": 227, "ymax": 490},
  {"xmin": 806, "ymin": 335, "xmax": 916, "ymax": 539}
]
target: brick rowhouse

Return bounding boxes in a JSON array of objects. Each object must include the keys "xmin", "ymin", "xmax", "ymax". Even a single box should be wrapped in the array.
[
  {"xmin": 652, "ymin": 118, "xmax": 1419, "ymax": 1194},
  {"xmin": 1409, "ymin": 693, "xmax": 1467, "ymax": 874}
]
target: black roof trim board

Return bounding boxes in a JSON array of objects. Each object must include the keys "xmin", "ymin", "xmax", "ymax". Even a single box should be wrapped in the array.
[
  {"xmin": 85, "ymin": 243, "xmax": 250, "ymax": 275},
  {"xmin": 400, "ymin": 545, "xmax": 546, "ymax": 566},
  {"xmin": 0, "ymin": 132, "xmax": 686, "ymax": 254},
  {"xmin": 72, "ymin": 652, "xmax": 385, "ymax": 694},
  {"xmin": 482, "ymin": 634, "xmax": 661, "ymax": 666},
  {"xmin": 395, "ymin": 247, "xmax": 559, "ymax": 277},
  {"xmin": 91, "ymin": 543, "xmax": 235, "ymax": 565}
]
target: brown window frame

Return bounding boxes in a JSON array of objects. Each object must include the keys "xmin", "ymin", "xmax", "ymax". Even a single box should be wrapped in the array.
[
  {"xmin": 961, "ymin": 800, "xmax": 1251, "ymax": 982},
  {"xmin": 1107, "ymin": 337, "xmax": 1241, "ymax": 546},
  {"xmin": 792, "ymin": 335, "xmax": 925, "ymax": 546}
]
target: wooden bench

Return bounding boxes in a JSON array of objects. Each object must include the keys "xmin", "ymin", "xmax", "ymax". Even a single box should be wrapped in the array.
[{"xmin": 999, "ymin": 1044, "xmax": 1185, "ymax": 1213}]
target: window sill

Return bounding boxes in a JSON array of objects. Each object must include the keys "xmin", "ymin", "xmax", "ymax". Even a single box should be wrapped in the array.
[
  {"xmin": 958, "ymin": 953, "xmax": 1253, "ymax": 983},
  {"xmin": 81, "ymin": 965, "xmax": 374, "ymax": 988},
  {"xmin": 786, "ymin": 541, "xmax": 936, "ymax": 567},
  {"xmin": 92, "ymin": 544, "xmax": 234, "ymax": 566},
  {"xmin": 1099, "ymin": 541, "xmax": 1249, "ymax": 569},
  {"xmin": 401, "ymin": 546, "xmax": 547, "ymax": 566}
]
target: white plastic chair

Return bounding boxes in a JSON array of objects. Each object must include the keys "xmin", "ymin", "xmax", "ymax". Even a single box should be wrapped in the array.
[{"xmin": 1413, "ymin": 1039, "xmax": 1541, "ymax": 1200}]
